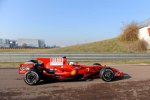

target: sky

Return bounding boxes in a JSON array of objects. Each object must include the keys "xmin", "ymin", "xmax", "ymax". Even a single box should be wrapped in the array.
[{"xmin": 0, "ymin": 0, "xmax": 150, "ymax": 47}]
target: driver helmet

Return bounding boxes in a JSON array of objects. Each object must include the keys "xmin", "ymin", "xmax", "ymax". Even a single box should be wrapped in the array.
[{"xmin": 69, "ymin": 62, "xmax": 75, "ymax": 65}]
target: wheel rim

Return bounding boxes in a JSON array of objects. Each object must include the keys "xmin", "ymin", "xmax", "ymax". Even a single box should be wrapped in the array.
[
  {"xmin": 102, "ymin": 69, "xmax": 114, "ymax": 81},
  {"xmin": 25, "ymin": 71, "xmax": 39, "ymax": 85}
]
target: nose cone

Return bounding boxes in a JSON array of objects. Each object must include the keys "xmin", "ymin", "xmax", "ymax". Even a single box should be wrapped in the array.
[{"xmin": 115, "ymin": 71, "xmax": 124, "ymax": 77}]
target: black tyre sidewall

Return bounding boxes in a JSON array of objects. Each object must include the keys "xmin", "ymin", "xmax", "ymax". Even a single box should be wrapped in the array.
[
  {"xmin": 101, "ymin": 68, "xmax": 114, "ymax": 82},
  {"xmin": 24, "ymin": 70, "xmax": 40, "ymax": 85}
]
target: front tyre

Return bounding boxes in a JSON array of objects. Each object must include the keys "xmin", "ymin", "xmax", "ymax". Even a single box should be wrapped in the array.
[
  {"xmin": 24, "ymin": 70, "xmax": 40, "ymax": 85},
  {"xmin": 100, "ymin": 68, "xmax": 114, "ymax": 82}
]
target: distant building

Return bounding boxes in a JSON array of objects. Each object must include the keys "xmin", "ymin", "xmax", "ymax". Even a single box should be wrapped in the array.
[
  {"xmin": 9, "ymin": 40, "xmax": 18, "ymax": 48},
  {"xmin": 139, "ymin": 19, "xmax": 150, "ymax": 49},
  {"xmin": 0, "ymin": 39, "xmax": 17, "ymax": 48},
  {"xmin": 38, "ymin": 40, "xmax": 46, "ymax": 48},
  {"xmin": 17, "ymin": 39, "xmax": 45, "ymax": 48}
]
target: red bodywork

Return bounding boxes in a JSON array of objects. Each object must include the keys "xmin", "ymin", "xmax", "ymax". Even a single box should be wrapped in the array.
[{"xmin": 19, "ymin": 57, "xmax": 124, "ymax": 80}]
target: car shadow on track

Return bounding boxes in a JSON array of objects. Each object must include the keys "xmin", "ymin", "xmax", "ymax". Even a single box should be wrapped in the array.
[
  {"xmin": 114, "ymin": 73, "xmax": 131, "ymax": 81},
  {"xmin": 17, "ymin": 73, "xmax": 131, "ymax": 86},
  {"xmin": 123, "ymin": 73, "xmax": 131, "ymax": 79},
  {"xmin": 37, "ymin": 74, "xmax": 131, "ymax": 85},
  {"xmin": 37, "ymin": 79, "xmax": 88, "ymax": 85}
]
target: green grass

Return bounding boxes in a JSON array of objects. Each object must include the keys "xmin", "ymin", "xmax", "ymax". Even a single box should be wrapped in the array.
[
  {"xmin": 0, "ymin": 38, "xmax": 147, "ymax": 53},
  {"xmin": 0, "ymin": 62, "xmax": 22, "ymax": 68},
  {"xmin": 78, "ymin": 60, "xmax": 150, "ymax": 65},
  {"xmin": 0, "ymin": 48, "xmax": 52, "ymax": 53},
  {"xmin": 49, "ymin": 38, "xmax": 147, "ymax": 53}
]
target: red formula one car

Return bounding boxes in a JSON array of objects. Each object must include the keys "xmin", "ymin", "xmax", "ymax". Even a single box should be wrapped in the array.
[{"xmin": 18, "ymin": 56, "xmax": 124, "ymax": 85}]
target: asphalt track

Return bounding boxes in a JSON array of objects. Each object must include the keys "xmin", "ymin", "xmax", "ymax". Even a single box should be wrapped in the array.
[{"xmin": 1, "ymin": 64, "xmax": 150, "ymax": 100}]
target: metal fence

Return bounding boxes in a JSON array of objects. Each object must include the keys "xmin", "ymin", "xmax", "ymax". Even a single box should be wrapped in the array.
[{"xmin": 0, "ymin": 53, "xmax": 150, "ymax": 62}]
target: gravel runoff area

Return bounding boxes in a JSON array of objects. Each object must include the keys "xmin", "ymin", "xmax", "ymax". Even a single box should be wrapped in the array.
[{"xmin": 0, "ymin": 64, "xmax": 150, "ymax": 100}]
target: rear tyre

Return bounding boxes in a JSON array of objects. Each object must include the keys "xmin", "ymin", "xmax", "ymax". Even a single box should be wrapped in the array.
[
  {"xmin": 24, "ymin": 70, "xmax": 40, "ymax": 85},
  {"xmin": 100, "ymin": 68, "xmax": 114, "ymax": 82}
]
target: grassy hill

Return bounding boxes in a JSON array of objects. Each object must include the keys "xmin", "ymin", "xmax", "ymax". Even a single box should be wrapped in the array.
[
  {"xmin": 49, "ymin": 38, "xmax": 147, "ymax": 53},
  {"xmin": 0, "ymin": 38, "xmax": 147, "ymax": 53},
  {"xmin": 0, "ymin": 48, "xmax": 52, "ymax": 53}
]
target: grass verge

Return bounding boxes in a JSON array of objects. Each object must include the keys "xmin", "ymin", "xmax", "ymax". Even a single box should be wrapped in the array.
[
  {"xmin": 78, "ymin": 59, "xmax": 150, "ymax": 65},
  {"xmin": 0, "ymin": 62, "xmax": 22, "ymax": 68},
  {"xmin": 1, "ymin": 60, "xmax": 150, "ymax": 68}
]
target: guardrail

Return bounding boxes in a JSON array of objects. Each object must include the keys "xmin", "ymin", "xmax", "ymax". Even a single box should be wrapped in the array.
[{"xmin": 0, "ymin": 53, "xmax": 150, "ymax": 62}]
